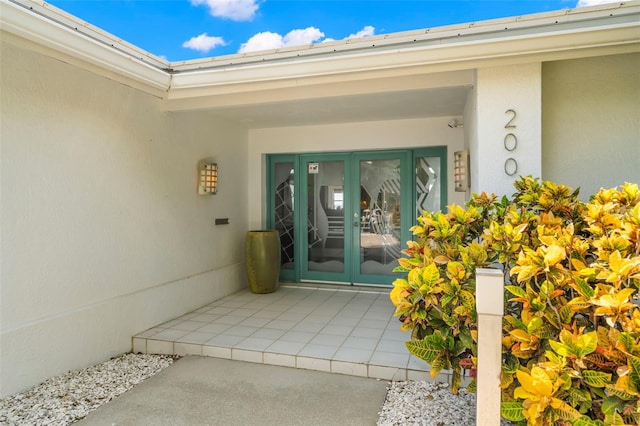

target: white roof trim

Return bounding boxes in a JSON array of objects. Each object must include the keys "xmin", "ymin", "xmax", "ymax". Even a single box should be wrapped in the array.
[{"xmin": 2, "ymin": 0, "xmax": 639, "ymax": 100}]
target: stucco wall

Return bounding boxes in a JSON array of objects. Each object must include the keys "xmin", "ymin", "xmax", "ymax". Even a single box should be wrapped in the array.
[
  {"xmin": 247, "ymin": 117, "xmax": 466, "ymax": 230},
  {"xmin": 0, "ymin": 39, "xmax": 249, "ymax": 396},
  {"xmin": 474, "ymin": 63, "xmax": 542, "ymax": 196},
  {"xmin": 542, "ymin": 53, "xmax": 640, "ymax": 198}
]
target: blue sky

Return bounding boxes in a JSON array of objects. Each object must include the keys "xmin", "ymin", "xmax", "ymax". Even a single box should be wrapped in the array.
[{"xmin": 48, "ymin": 0, "xmax": 619, "ymax": 61}]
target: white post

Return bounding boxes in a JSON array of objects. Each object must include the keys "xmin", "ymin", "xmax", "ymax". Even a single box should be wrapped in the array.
[{"xmin": 475, "ymin": 268, "xmax": 504, "ymax": 425}]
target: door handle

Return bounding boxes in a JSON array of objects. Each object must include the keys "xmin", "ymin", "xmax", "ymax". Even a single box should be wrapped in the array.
[{"xmin": 353, "ymin": 221, "xmax": 359, "ymax": 227}]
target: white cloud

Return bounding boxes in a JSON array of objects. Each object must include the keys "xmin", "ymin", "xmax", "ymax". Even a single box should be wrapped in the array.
[
  {"xmin": 346, "ymin": 26, "xmax": 375, "ymax": 39},
  {"xmin": 191, "ymin": 0, "xmax": 260, "ymax": 21},
  {"xmin": 576, "ymin": 0, "xmax": 621, "ymax": 6},
  {"xmin": 283, "ymin": 27, "xmax": 325, "ymax": 47},
  {"xmin": 182, "ymin": 33, "xmax": 226, "ymax": 53},
  {"xmin": 239, "ymin": 27, "xmax": 324, "ymax": 53}
]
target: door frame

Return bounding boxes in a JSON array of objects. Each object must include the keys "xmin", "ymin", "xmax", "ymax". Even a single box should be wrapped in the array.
[{"xmin": 267, "ymin": 147, "xmax": 447, "ymax": 286}]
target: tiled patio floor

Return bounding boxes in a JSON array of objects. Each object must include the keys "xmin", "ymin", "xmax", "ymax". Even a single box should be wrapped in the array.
[{"xmin": 132, "ymin": 284, "xmax": 445, "ymax": 382}]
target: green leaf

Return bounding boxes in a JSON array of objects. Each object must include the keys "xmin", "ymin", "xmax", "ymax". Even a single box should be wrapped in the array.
[
  {"xmin": 421, "ymin": 263, "xmax": 440, "ymax": 287},
  {"xmin": 501, "ymin": 401, "xmax": 525, "ymax": 421},
  {"xmin": 582, "ymin": 370, "xmax": 612, "ymax": 388},
  {"xmin": 572, "ymin": 416, "xmax": 606, "ymax": 426},
  {"xmin": 551, "ymin": 401, "xmax": 581, "ymax": 421},
  {"xmin": 405, "ymin": 339, "xmax": 441, "ymax": 363},
  {"xmin": 577, "ymin": 331, "xmax": 598, "ymax": 357},
  {"xmin": 573, "ymin": 277, "xmax": 595, "ymax": 299},
  {"xmin": 601, "ymin": 396, "xmax": 624, "ymax": 416},
  {"xmin": 619, "ymin": 333, "xmax": 636, "ymax": 354},
  {"xmin": 550, "ymin": 340, "xmax": 571, "ymax": 357},
  {"xmin": 505, "ymin": 285, "xmax": 526, "ymax": 298},
  {"xmin": 629, "ymin": 356, "xmax": 640, "ymax": 386}
]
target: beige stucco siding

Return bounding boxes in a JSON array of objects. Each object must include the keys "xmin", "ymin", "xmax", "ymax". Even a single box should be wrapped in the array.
[
  {"xmin": 542, "ymin": 53, "xmax": 640, "ymax": 198},
  {"xmin": 0, "ymin": 39, "xmax": 248, "ymax": 397}
]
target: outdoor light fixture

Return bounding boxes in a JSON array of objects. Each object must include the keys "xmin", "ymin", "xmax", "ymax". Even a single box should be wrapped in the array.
[
  {"xmin": 448, "ymin": 119, "xmax": 463, "ymax": 128},
  {"xmin": 198, "ymin": 161, "xmax": 218, "ymax": 195},
  {"xmin": 454, "ymin": 150, "xmax": 469, "ymax": 192}
]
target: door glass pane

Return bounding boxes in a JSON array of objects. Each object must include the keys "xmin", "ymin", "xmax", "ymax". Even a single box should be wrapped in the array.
[
  {"xmin": 307, "ymin": 161, "xmax": 345, "ymax": 273},
  {"xmin": 416, "ymin": 156, "xmax": 441, "ymax": 216},
  {"xmin": 274, "ymin": 163, "xmax": 295, "ymax": 270},
  {"xmin": 359, "ymin": 158, "xmax": 401, "ymax": 275}
]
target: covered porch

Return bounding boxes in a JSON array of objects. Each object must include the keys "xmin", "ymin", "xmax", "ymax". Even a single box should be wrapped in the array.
[{"xmin": 132, "ymin": 285, "xmax": 450, "ymax": 382}]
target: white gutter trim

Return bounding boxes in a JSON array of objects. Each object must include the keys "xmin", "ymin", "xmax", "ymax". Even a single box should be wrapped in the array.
[
  {"xmin": 1, "ymin": 0, "xmax": 170, "ymax": 93},
  {"xmin": 168, "ymin": 22, "xmax": 639, "ymax": 94},
  {"xmin": 2, "ymin": 0, "xmax": 639, "ymax": 98},
  {"xmin": 169, "ymin": 1, "xmax": 640, "ymax": 71}
]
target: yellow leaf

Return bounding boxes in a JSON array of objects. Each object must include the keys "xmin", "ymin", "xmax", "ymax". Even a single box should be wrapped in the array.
[
  {"xmin": 516, "ymin": 367, "xmax": 554, "ymax": 398},
  {"xmin": 543, "ymin": 244, "xmax": 566, "ymax": 268}
]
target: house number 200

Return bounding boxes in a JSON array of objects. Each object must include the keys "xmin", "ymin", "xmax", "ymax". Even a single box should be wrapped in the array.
[{"xmin": 504, "ymin": 109, "xmax": 518, "ymax": 176}]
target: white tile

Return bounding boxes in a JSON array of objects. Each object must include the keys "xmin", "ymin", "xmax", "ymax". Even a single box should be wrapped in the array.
[
  {"xmin": 278, "ymin": 312, "xmax": 307, "ymax": 321},
  {"xmin": 214, "ymin": 315, "xmax": 248, "ymax": 325},
  {"xmin": 251, "ymin": 310, "xmax": 282, "ymax": 319},
  {"xmin": 310, "ymin": 334, "xmax": 347, "ymax": 346},
  {"xmin": 205, "ymin": 334, "xmax": 245, "ymax": 347},
  {"xmin": 331, "ymin": 361, "xmax": 368, "ymax": 377},
  {"xmin": 350, "ymin": 327, "xmax": 384, "ymax": 339},
  {"xmin": 250, "ymin": 328, "xmax": 286, "ymax": 340},
  {"xmin": 407, "ymin": 357, "xmax": 430, "ymax": 372},
  {"xmin": 381, "ymin": 330, "xmax": 408, "ymax": 342},
  {"xmin": 264, "ymin": 353, "xmax": 296, "ymax": 368},
  {"xmin": 292, "ymin": 322, "xmax": 325, "ymax": 333},
  {"xmin": 132, "ymin": 338, "xmax": 146, "ymax": 354},
  {"xmin": 320, "ymin": 325, "xmax": 354, "ymax": 336},
  {"xmin": 375, "ymin": 340, "xmax": 408, "ymax": 354},
  {"xmin": 263, "ymin": 319, "xmax": 297, "ymax": 330},
  {"xmin": 176, "ymin": 331, "xmax": 217, "ymax": 344},
  {"xmin": 174, "ymin": 343, "xmax": 202, "ymax": 356},
  {"xmin": 225, "ymin": 325, "xmax": 260, "ymax": 337},
  {"xmin": 198, "ymin": 323, "xmax": 232, "ymax": 334},
  {"xmin": 239, "ymin": 317, "xmax": 272, "ymax": 327},
  {"xmin": 369, "ymin": 365, "xmax": 406, "ymax": 381},
  {"xmin": 280, "ymin": 331, "xmax": 315, "ymax": 343},
  {"xmin": 202, "ymin": 345, "xmax": 231, "ymax": 359},
  {"xmin": 133, "ymin": 327, "xmax": 163, "ymax": 338},
  {"xmin": 297, "ymin": 357, "xmax": 331, "ymax": 372},
  {"xmin": 235, "ymin": 337, "xmax": 275, "ymax": 351},
  {"xmin": 265, "ymin": 340, "xmax": 305, "ymax": 355},
  {"xmin": 407, "ymin": 369, "xmax": 431, "ymax": 381},
  {"xmin": 333, "ymin": 347, "xmax": 373, "ymax": 363},
  {"xmin": 147, "ymin": 340, "xmax": 173, "ymax": 355},
  {"xmin": 232, "ymin": 308, "xmax": 259, "ymax": 317},
  {"xmin": 232, "ymin": 349, "xmax": 263, "ymax": 363},
  {"xmin": 208, "ymin": 307, "xmax": 235, "ymax": 315},
  {"xmin": 151, "ymin": 329, "xmax": 189, "ymax": 341},
  {"xmin": 191, "ymin": 313, "xmax": 220, "ymax": 322},
  {"xmin": 157, "ymin": 319, "xmax": 181, "ymax": 328},
  {"xmin": 298, "ymin": 344, "xmax": 338, "ymax": 359},
  {"xmin": 370, "ymin": 351, "xmax": 410, "ymax": 369},
  {"xmin": 342, "ymin": 336, "xmax": 379, "ymax": 351},
  {"xmin": 173, "ymin": 320, "xmax": 207, "ymax": 331}
]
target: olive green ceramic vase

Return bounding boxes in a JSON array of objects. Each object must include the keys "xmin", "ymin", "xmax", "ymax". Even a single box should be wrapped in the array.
[{"xmin": 245, "ymin": 230, "xmax": 281, "ymax": 294}]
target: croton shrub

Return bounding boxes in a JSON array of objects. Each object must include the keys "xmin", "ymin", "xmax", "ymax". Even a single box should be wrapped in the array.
[{"xmin": 390, "ymin": 177, "xmax": 640, "ymax": 425}]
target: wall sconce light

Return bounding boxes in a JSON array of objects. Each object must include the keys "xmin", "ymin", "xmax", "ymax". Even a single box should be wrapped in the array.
[
  {"xmin": 454, "ymin": 150, "xmax": 470, "ymax": 192},
  {"xmin": 198, "ymin": 161, "xmax": 218, "ymax": 195}
]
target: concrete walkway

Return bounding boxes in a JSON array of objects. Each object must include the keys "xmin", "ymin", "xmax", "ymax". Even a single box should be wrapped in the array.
[{"xmin": 77, "ymin": 356, "xmax": 389, "ymax": 426}]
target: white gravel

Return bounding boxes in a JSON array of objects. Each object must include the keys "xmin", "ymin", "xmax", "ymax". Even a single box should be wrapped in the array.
[
  {"xmin": 0, "ymin": 353, "xmax": 176, "ymax": 425},
  {"xmin": 1, "ymin": 353, "xmax": 509, "ymax": 425},
  {"xmin": 378, "ymin": 381, "xmax": 477, "ymax": 426}
]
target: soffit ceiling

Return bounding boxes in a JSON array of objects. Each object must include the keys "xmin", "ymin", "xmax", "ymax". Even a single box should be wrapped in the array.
[{"xmin": 197, "ymin": 86, "xmax": 470, "ymax": 129}]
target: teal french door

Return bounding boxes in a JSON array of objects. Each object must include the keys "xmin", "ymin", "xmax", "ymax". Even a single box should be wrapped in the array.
[{"xmin": 268, "ymin": 147, "xmax": 446, "ymax": 286}]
